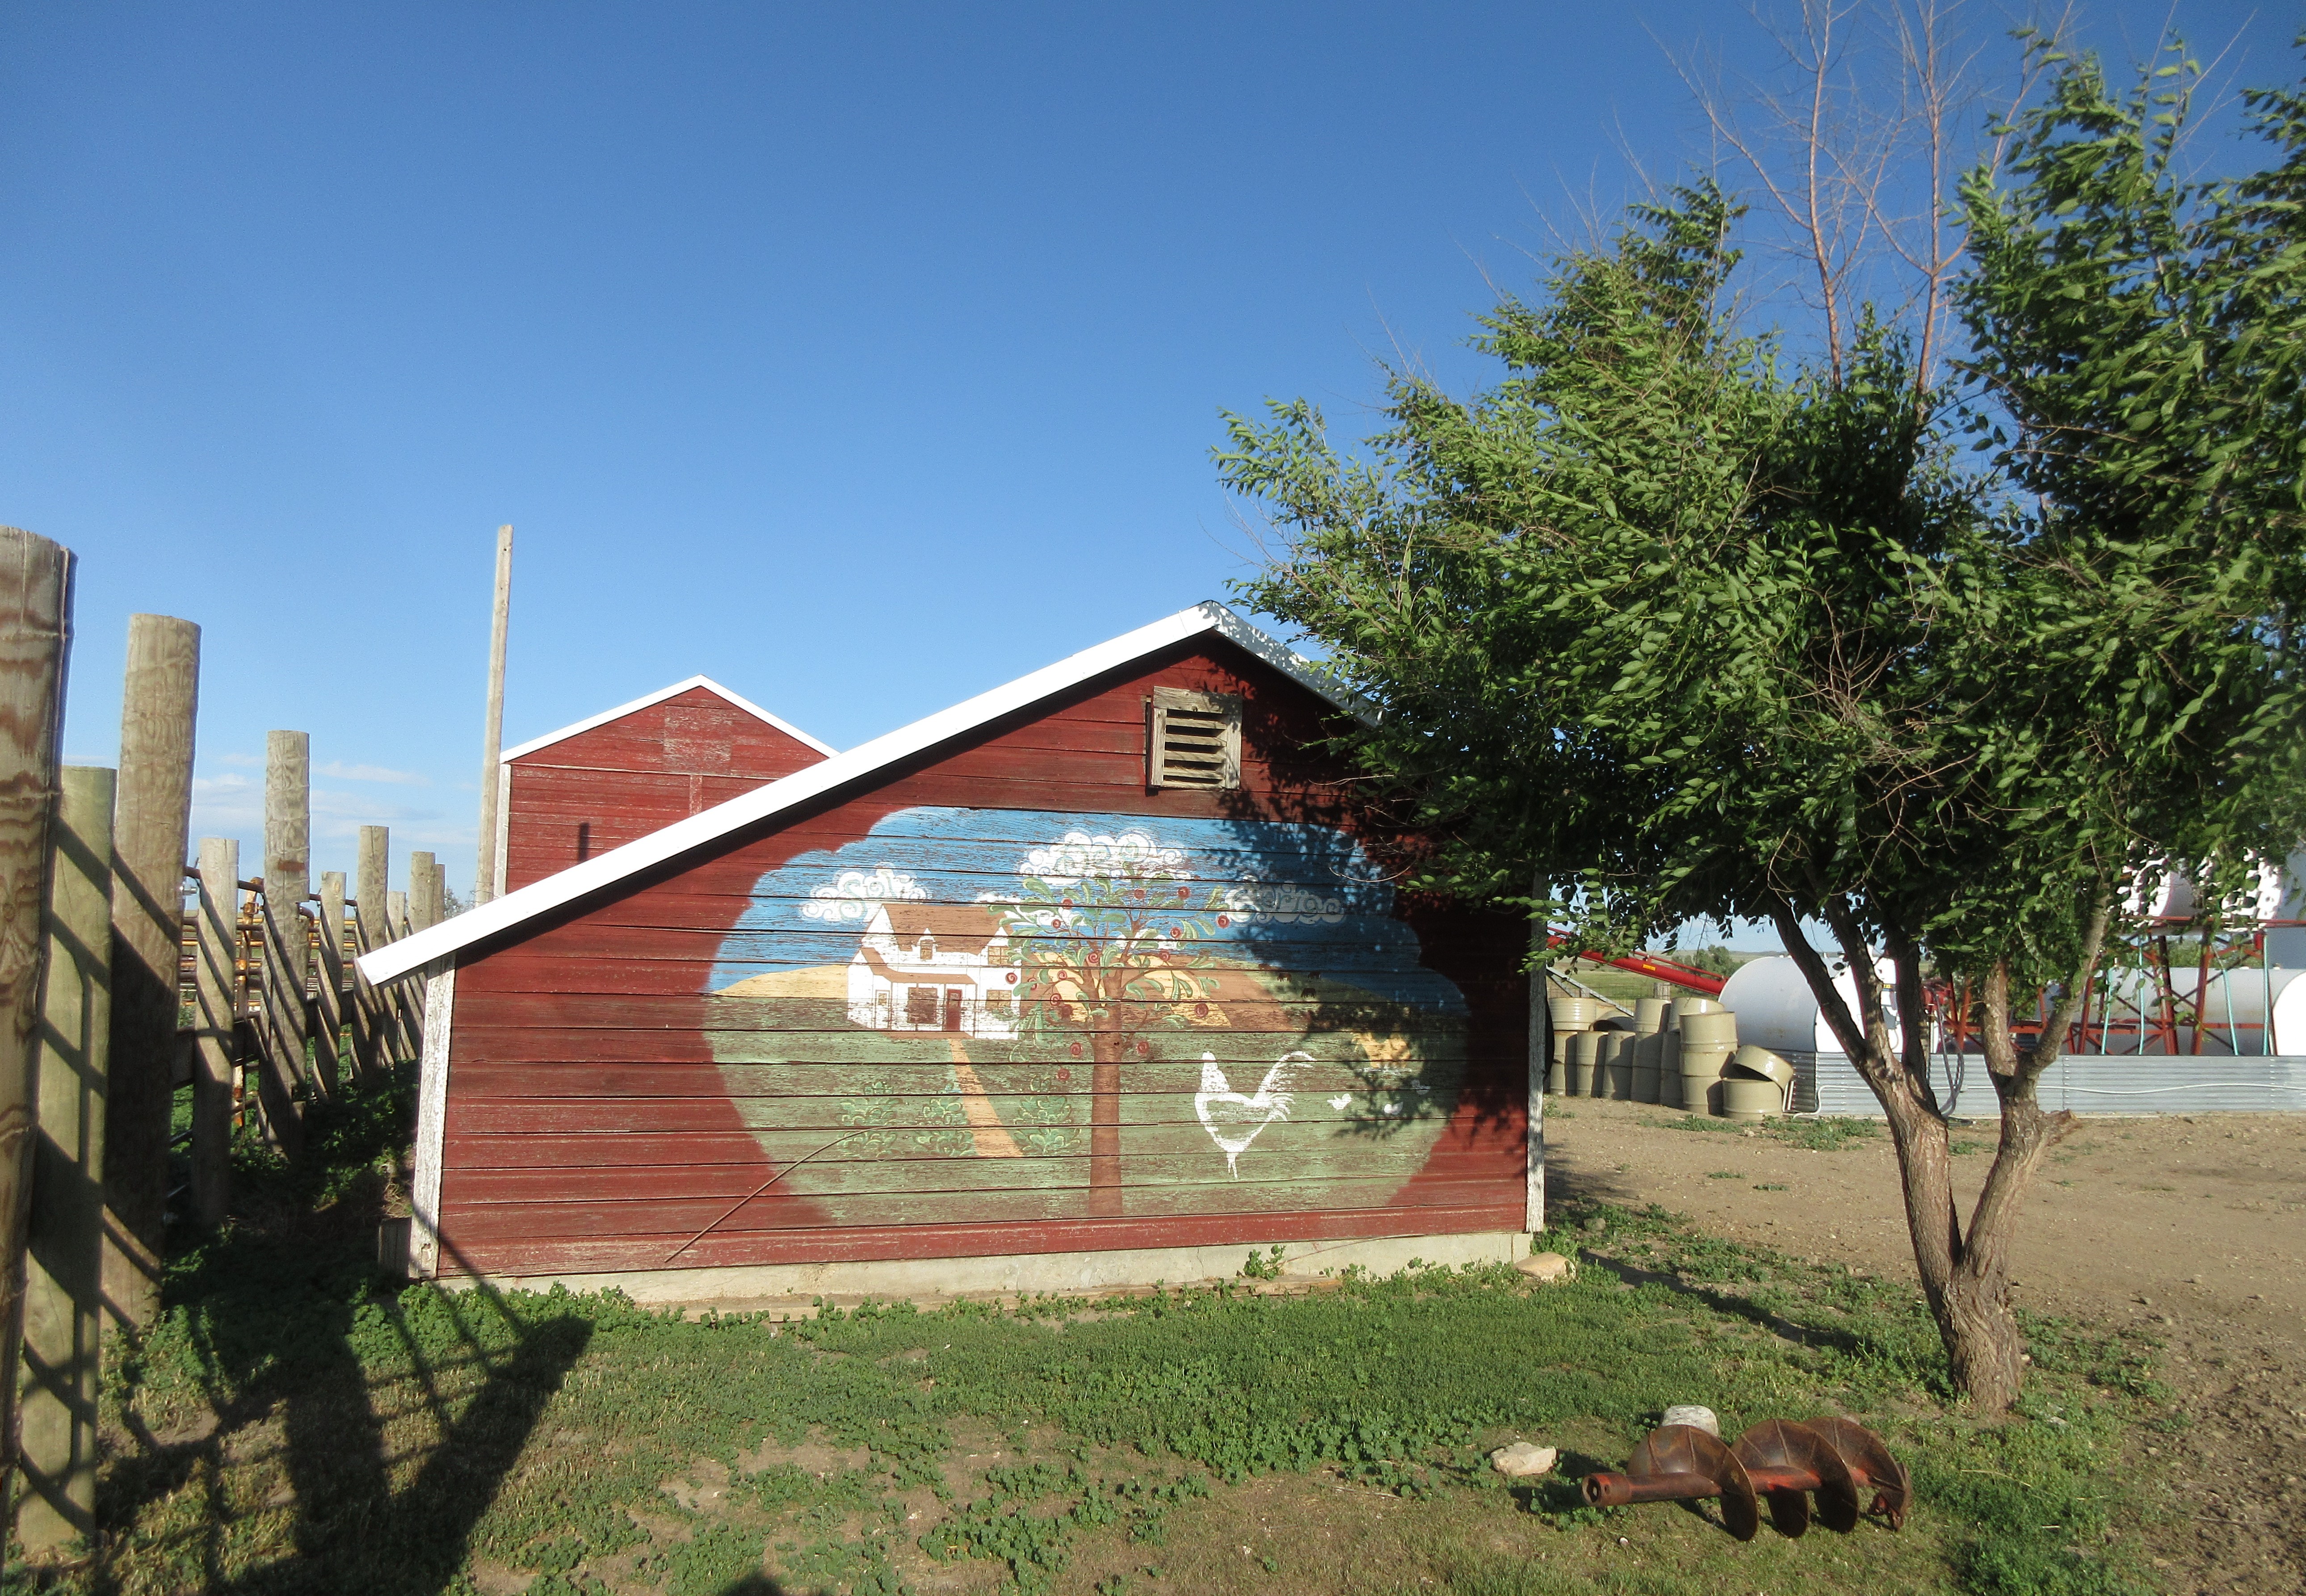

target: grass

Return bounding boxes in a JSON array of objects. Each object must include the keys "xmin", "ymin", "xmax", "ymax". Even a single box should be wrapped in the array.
[{"xmin": 21, "ymin": 1073, "xmax": 2162, "ymax": 1596}]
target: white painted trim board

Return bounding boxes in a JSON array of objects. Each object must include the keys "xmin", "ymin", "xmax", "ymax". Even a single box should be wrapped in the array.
[{"xmin": 411, "ymin": 960, "xmax": 456, "ymax": 1279}]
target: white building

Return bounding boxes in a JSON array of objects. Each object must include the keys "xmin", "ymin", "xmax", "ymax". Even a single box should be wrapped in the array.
[{"xmin": 847, "ymin": 903, "xmax": 1022, "ymax": 1037}]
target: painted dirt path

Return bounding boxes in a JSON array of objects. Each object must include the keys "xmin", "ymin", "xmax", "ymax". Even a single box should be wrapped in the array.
[{"xmin": 1546, "ymin": 1098, "xmax": 2306, "ymax": 1595}]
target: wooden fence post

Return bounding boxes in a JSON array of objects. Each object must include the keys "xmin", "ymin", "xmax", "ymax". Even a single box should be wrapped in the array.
[
  {"xmin": 18, "ymin": 767, "xmax": 112, "ymax": 1550},
  {"xmin": 0, "ymin": 526, "xmax": 72, "ymax": 1534},
  {"xmin": 257, "ymin": 732, "xmax": 309, "ymax": 1155},
  {"xmin": 315, "ymin": 872, "xmax": 346, "ymax": 1098},
  {"xmin": 191, "ymin": 838, "xmax": 236, "ymax": 1226},
  {"xmin": 409, "ymin": 852, "xmax": 440, "ymax": 934},
  {"xmin": 404, "ymin": 854, "xmax": 438, "ymax": 1067},
  {"xmin": 353, "ymin": 826, "xmax": 389, "ymax": 1078},
  {"xmin": 100, "ymin": 613, "xmax": 197, "ymax": 1337},
  {"xmin": 386, "ymin": 888, "xmax": 417, "ymax": 1047}
]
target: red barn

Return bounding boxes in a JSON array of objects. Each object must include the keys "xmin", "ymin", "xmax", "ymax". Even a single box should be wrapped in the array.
[
  {"xmin": 493, "ymin": 675, "xmax": 835, "ymax": 894},
  {"xmin": 366, "ymin": 605, "xmax": 1542, "ymax": 1301}
]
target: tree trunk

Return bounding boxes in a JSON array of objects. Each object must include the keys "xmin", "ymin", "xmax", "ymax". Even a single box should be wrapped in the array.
[
  {"xmin": 1772, "ymin": 894, "xmax": 2105, "ymax": 1416},
  {"xmin": 1868, "ymin": 1058, "xmax": 2031, "ymax": 1410},
  {"xmin": 1088, "ymin": 1030, "xmax": 1125, "ymax": 1217}
]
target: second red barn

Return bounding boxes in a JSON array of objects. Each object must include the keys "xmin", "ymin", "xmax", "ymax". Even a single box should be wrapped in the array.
[{"xmin": 494, "ymin": 675, "xmax": 835, "ymax": 893}]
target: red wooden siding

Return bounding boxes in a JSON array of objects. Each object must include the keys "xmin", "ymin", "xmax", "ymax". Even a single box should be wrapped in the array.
[
  {"xmin": 501, "ymin": 686, "xmax": 828, "ymax": 891},
  {"xmin": 441, "ymin": 638, "xmax": 1529, "ymax": 1279}
]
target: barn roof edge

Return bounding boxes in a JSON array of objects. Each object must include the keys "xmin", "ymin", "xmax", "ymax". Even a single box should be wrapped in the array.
[
  {"xmin": 498, "ymin": 674, "xmax": 840, "ymax": 762},
  {"xmin": 357, "ymin": 602, "xmax": 1360, "ymax": 985}
]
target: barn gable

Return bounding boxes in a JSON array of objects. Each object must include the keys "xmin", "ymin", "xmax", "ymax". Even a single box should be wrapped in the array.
[
  {"xmin": 373, "ymin": 606, "xmax": 1536, "ymax": 1291},
  {"xmin": 496, "ymin": 676, "xmax": 834, "ymax": 893}
]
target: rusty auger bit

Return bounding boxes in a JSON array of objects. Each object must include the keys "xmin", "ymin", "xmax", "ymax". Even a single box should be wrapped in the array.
[{"xmin": 1580, "ymin": 1418, "xmax": 1909, "ymax": 1541}]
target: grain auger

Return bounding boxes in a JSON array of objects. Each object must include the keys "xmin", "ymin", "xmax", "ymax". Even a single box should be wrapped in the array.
[{"xmin": 1580, "ymin": 1417, "xmax": 1909, "ymax": 1541}]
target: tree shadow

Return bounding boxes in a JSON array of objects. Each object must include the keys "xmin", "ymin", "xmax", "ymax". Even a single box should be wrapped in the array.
[
  {"xmin": 1538, "ymin": 1159, "xmax": 1868, "ymax": 1356},
  {"xmin": 1573, "ymin": 1248, "xmax": 1864, "ymax": 1356}
]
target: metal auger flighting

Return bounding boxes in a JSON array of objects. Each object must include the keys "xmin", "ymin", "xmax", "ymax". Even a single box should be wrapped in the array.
[{"xmin": 1580, "ymin": 1418, "xmax": 1909, "ymax": 1541}]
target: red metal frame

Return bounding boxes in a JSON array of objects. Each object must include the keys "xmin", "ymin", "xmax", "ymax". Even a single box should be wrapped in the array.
[
  {"xmin": 1933, "ymin": 917, "xmax": 2304, "ymax": 1056},
  {"xmin": 1546, "ymin": 931, "xmax": 1728, "ymax": 996}
]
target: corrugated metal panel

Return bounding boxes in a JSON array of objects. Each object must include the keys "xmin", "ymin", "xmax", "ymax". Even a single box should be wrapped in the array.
[
  {"xmin": 1784, "ymin": 1050, "xmax": 2306, "ymax": 1117},
  {"xmin": 2038, "ymin": 1054, "xmax": 2306, "ymax": 1114}
]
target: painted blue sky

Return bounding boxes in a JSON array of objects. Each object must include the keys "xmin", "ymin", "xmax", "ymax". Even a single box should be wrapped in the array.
[
  {"xmin": 4, "ymin": 3, "xmax": 2289, "ymax": 916},
  {"xmin": 710, "ymin": 806, "xmax": 1466, "ymax": 1012}
]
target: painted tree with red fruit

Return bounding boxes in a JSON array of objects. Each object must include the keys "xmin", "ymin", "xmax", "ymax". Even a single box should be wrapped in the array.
[{"xmin": 991, "ymin": 832, "xmax": 1233, "ymax": 1216}]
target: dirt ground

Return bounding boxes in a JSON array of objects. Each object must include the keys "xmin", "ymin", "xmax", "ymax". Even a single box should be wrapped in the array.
[{"xmin": 1544, "ymin": 1098, "xmax": 2306, "ymax": 1594}]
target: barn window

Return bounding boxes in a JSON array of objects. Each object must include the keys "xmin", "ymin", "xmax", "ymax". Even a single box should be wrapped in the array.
[
  {"xmin": 1146, "ymin": 687, "xmax": 1243, "ymax": 789},
  {"xmin": 906, "ymin": 985, "xmax": 941, "ymax": 1027}
]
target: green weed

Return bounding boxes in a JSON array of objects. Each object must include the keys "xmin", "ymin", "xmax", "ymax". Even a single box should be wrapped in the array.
[{"xmin": 1239, "ymin": 1245, "xmax": 1288, "ymax": 1280}]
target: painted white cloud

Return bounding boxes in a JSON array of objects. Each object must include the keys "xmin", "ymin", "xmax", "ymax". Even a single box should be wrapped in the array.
[
  {"xmin": 1022, "ymin": 831, "xmax": 1190, "ymax": 886},
  {"xmin": 1214, "ymin": 882, "xmax": 1346, "ymax": 925},
  {"xmin": 800, "ymin": 865, "xmax": 928, "ymax": 923}
]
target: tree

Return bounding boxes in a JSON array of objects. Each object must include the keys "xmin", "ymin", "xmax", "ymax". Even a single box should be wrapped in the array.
[{"xmin": 1213, "ymin": 43, "xmax": 2303, "ymax": 1412}]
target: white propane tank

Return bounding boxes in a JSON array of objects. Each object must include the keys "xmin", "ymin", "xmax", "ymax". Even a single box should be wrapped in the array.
[
  {"xmin": 2187, "ymin": 968, "xmax": 2306, "ymax": 1055},
  {"xmin": 2081, "ymin": 966, "xmax": 2306, "ymax": 1054},
  {"xmin": 1716, "ymin": 954, "xmax": 1899, "ymax": 1056}
]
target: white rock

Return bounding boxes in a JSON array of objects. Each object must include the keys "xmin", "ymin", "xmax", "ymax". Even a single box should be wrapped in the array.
[
  {"xmin": 1661, "ymin": 1405, "xmax": 1719, "ymax": 1437},
  {"xmin": 1490, "ymin": 1442, "xmax": 1558, "ymax": 1478},
  {"xmin": 1515, "ymin": 1252, "xmax": 1576, "ymax": 1283}
]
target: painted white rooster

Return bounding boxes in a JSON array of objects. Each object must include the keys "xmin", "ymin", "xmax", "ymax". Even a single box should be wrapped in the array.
[{"xmin": 1195, "ymin": 1050, "xmax": 1312, "ymax": 1178}]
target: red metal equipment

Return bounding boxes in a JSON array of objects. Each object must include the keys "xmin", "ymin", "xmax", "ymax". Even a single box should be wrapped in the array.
[
  {"xmin": 1932, "ymin": 916, "xmax": 2306, "ymax": 1058},
  {"xmin": 1546, "ymin": 931, "xmax": 1728, "ymax": 996},
  {"xmin": 1581, "ymin": 1418, "xmax": 1908, "ymax": 1541}
]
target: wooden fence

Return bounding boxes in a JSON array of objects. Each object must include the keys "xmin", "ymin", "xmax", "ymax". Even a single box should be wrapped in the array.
[
  {"xmin": 172, "ymin": 817, "xmax": 446, "ymax": 1219},
  {"xmin": 0, "ymin": 527, "xmax": 467, "ymax": 1550}
]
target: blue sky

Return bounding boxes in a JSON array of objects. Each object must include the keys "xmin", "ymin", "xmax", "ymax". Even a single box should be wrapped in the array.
[{"xmin": 3, "ymin": 2, "xmax": 2290, "ymax": 919}]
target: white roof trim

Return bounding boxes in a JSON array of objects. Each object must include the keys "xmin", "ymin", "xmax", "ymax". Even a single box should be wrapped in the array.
[
  {"xmin": 499, "ymin": 674, "xmax": 838, "ymax": 762},
  {"xmin": 359, "ymin": 603, "xmax": 1359, "ymax": 985}
]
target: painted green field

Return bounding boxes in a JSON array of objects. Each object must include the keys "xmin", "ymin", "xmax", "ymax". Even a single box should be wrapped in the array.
[{"xmin": 37, "ymin": 1074, "xmax": 2160, "ymax": 1596}]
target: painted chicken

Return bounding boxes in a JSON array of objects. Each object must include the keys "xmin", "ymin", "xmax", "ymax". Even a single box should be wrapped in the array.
[{"xmin": 1195, "ymin": 1050, "xmax": 1312, "ymax": 1178}]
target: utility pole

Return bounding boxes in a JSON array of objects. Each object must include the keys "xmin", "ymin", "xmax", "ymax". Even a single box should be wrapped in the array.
[{"xmin": 473, "ymin": 525, "xmax": 513, "ymax": 905}]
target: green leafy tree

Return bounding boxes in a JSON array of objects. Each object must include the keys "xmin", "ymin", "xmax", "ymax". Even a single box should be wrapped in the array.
[{"xmin": 1214, "ymin": 41, "xmax": 2304, "ymax": 1412}]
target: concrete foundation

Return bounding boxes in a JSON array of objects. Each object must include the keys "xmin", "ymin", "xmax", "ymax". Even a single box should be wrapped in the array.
[{"xmin": 467, "ymin": 1228, "xmax": 1536, "ymax": 1310}]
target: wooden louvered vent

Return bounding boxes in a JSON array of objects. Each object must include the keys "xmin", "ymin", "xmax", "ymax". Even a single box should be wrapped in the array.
[{"xmin": 1146, "ymin": 687, "xmax": 1243, "ymax": 789}]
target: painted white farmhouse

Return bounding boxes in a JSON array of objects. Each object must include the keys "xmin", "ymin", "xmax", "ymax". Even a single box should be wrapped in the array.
[{"xmin": 847, "ymin": 902, "xmax": 1022, "ymax": 1037}]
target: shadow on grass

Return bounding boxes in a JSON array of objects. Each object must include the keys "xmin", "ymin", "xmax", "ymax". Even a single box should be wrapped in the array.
[
  {"xmin": 1573, "ymin": 1249, "xmax": 1866, "ymax": 1357},
  {"xmin": 87, "ymin": 1077, "xmax": 598, "ymax": 1596},
  {"xmin": 1538, "ymin": 1155, "xmax": 1881, "ymax": 1361}
]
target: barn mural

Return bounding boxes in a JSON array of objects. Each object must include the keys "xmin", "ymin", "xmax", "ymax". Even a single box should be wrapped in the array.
[{"xmin": 703, "ymin": 806, "xmax": 1469, "ymax": 1222}]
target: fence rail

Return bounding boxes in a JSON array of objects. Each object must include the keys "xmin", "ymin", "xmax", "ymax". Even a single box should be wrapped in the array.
[{"xmin": 168, "ymin": 834, "xmax": 441, "ymax": 1208}]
